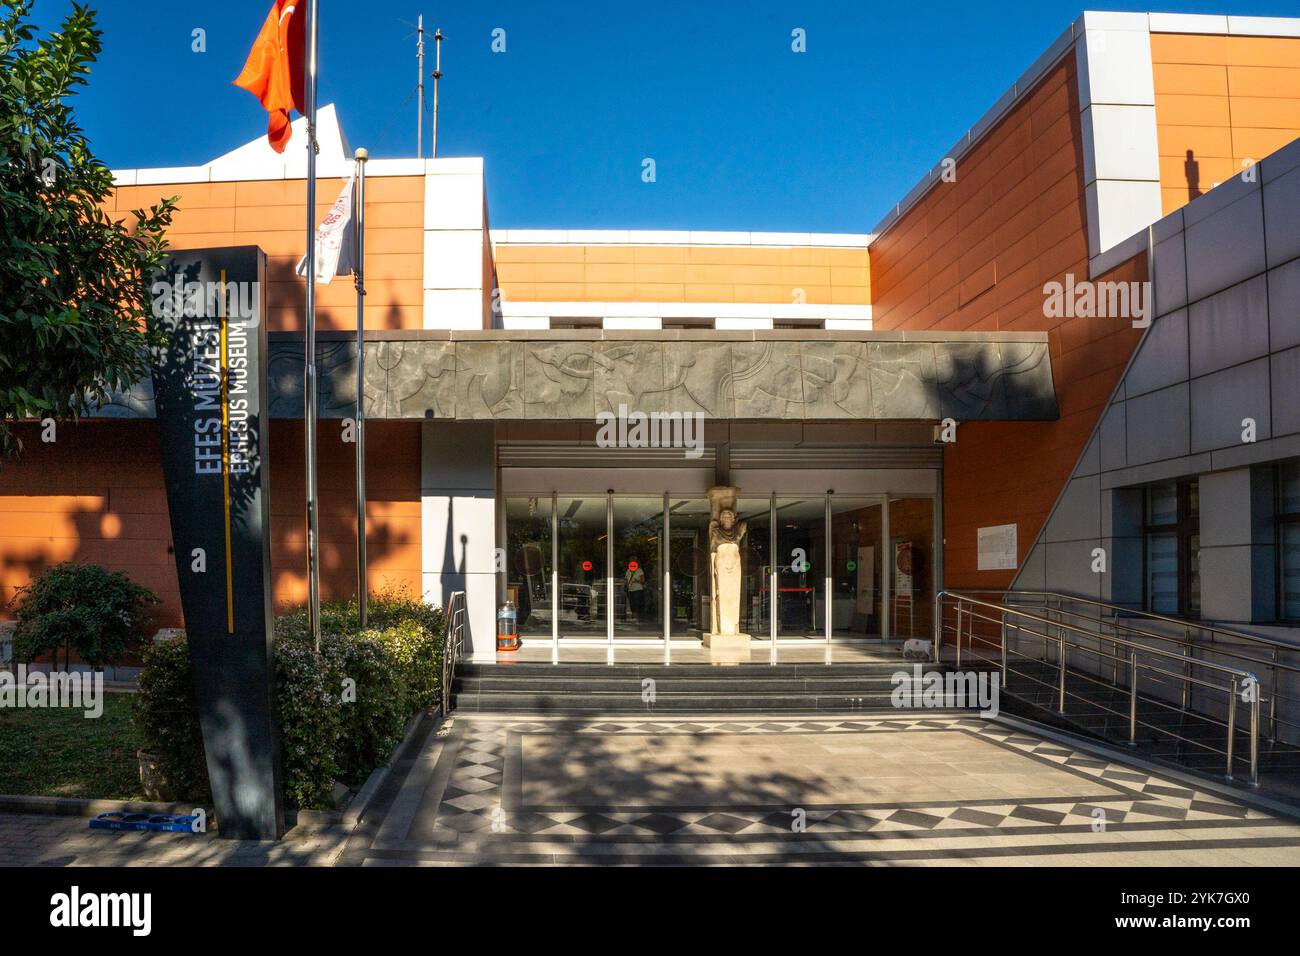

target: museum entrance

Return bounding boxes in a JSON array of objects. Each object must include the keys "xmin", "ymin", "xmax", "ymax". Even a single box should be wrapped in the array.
[{"xmin": 502, "ymin": 490, "xmax": 937, "ymax": 651}]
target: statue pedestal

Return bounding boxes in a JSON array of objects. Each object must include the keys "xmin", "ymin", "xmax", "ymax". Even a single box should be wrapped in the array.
[{"xmin": 703, "ymin": 632, "xmax": 751, "ymax": 663}]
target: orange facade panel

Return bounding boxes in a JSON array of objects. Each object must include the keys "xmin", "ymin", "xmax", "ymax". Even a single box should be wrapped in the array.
[
  {"xmin": 1152, "ymin": 32, "xmax": 1300, "ymax": 215},
  {"xmin": 868, "ymin": 54, "xmax": 1145, "ymax": 589},
  {"xmin": 494, "ymin": 244, "xmax": 870, "ymax": 305},
  {"xmin": 109, "ymin": 176, "xmax": 426, "ymax": 331}
]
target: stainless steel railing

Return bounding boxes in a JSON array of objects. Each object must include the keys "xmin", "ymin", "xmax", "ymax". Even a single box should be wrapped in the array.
[
  {"xmin": 956, "ymin": 589, "xmax": 1300, "ymax": 744},
  {"xmin": 440, "ymin": 591, "xmax": 467, "ymax": 715},
  {"xmin": 933, "ymin": 590, "xmax": 1264, "ymax": 786}
]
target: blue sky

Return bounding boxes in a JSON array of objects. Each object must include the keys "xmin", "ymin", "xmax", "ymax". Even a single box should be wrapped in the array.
[{"xmin": 29, "ymin": 0, "xmax": 1300, "ymax": 231}]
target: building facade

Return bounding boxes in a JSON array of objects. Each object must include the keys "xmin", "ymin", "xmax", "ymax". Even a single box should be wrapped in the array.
[{"xmin": 3, "ymin": 11, "xmax": 1300, "ymax": 674}]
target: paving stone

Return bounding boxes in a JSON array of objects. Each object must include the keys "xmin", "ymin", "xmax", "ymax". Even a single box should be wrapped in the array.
[{"xmin": 6, "ymin": 711, "xmax": 1294, "ymax": 867}]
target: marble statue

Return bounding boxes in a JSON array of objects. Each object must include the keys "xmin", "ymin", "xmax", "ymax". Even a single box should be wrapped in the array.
[
  {"xmin": 707, "ymin": 489, "xmax": 747, "ymax": 639},
  {"xmin": 709, "ymin": 508, "xmax": 747, "ymax": 636}
]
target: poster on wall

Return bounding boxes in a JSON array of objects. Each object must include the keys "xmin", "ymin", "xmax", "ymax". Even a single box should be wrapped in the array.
[
  {"xmin": 150, "ymin": 246, "xmax": 283, "ymax": 840},
  {"xmin": 977, "ymin": 523, "xmax": 1018, "ymax": 571},
  {"xmin": 893, "ymin": 540, "xmax": 916, "ymax": 637},
  {"xmin": 894, "ymin": 541, "xmax": 914, "ymax": 596}
]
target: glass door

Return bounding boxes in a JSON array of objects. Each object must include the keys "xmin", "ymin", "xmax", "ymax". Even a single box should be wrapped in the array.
[
  {"xmin": 668, "ymin": 497, "xmax": 712, "ymax": 637},
  {"xmin": 612, "ymin": 496, "xmax": 665, "ymax": 640},
  {"xmin": 504, "ymin": 496, "xmax": 553, "ymax": 639},
  {"xmin": 736, "ymin": 497, "xmax": 772, "ymax": 640},
  {"xmin": 889, "ymin": 496, "xmax": 935, "ymax": 642},
  {"xmin": 556, "ymin": 495, "xmax": 607, "ymax": 639},
  {"xmin": 830, "ymin": 497, "xmax": 884, "ymax": 638},
  {"xmin": 775, "ymin": 497, "xmax": 825, "ymax": 639}
]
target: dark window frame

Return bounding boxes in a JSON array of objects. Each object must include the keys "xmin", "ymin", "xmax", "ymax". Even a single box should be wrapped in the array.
[
  {"xmin": 1276, "ymin": 461, "xmax": 1300, "ymax": 624},
  {"xmin": 1143, "ymin": 479, "xmax": 1200, "ymax": 618}
]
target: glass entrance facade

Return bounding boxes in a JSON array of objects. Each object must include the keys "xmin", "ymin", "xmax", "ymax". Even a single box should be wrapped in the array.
[{"xmin": 502, "ymin": 491, "xmax": 937, "ymax": 646}]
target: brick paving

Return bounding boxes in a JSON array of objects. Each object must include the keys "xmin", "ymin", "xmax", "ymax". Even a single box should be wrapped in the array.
[
  {"xmin": 4, "ymin": 711, "xmax": 1299, "ymax": 866},
  {"xmin": 0, "ymin": 813, "xmax": 349, "ymax": 866},
  {"xmin": 338, "ymin": 712, "xmax": 1300, "ymax": 866}
]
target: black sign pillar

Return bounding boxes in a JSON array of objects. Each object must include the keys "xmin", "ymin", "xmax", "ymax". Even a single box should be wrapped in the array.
[{"xmin": 151, "ymin": 246, "xmax": 283, "ymax": 840}]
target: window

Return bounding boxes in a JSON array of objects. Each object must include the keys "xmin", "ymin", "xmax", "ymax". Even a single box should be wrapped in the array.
[
  {"xmin": 1143, "ymin": 479, "xmax": 1200, "ymax": 617},
  {"xmin": 1278, "ymin": 461, "xmax": 1300, "ymax": 621}
]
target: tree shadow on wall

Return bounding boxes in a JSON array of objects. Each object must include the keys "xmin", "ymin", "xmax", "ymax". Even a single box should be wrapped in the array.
[
  {"xmin": 0, "ymin": 421, "xmax": 180, "ymax": 664},
  {"xmin": 269, "ymin": 297, "xmax": 420, "ymax": 614},
  {"xmin": 267, "ymin": 417, "xmax": 418, "ymax": 616}
]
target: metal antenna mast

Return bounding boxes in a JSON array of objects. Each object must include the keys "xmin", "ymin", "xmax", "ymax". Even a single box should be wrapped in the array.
[
  {"xmin": 431, "ymin": 28, "xmax": 444, "ymax": 157},
  {"xmin": 416, "ymin": 16, "xmax": 424, "ymax": 157}
]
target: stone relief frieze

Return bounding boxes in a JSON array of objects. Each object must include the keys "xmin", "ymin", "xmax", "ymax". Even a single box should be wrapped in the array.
[{"xmin": 98, "ymin": 336, "xmax": 1058, "ymax": 423}]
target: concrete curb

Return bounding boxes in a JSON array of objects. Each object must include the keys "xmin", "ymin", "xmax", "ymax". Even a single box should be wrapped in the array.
[
  {"xmin": 0, "ymin": 794, "xmax": 197, "ymax": 818},
  {"xmin": 290, "ymin": 705, "xmax": 440, "ymax": 829}
]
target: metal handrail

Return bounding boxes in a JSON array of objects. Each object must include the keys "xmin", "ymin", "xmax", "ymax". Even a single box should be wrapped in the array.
[
  {"xmin": 982, "ymin": 636, "xmax": 1249, "ymax": 765},
  {"xmin": 969, "ymin": 589, "xmax": 1300, "ymax": 740},
  {"xmin": 934, "ymin": 590, "xmax": 1262, "ymax": 786},
  {"xmin": 973, "ymin": 589, "xmax": 1299, "ymax": 660},
  {"xmin": 440, "ymin": 591, "xmax": 467, "ymax": 715}
]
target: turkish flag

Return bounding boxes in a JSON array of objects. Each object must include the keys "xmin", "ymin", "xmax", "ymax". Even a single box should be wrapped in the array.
[{"xmin": 233, "ymin": 0, "xmax": 306, "ymax": 153}]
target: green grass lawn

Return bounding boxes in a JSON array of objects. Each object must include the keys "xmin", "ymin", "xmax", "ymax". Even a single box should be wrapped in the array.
[{"xmin": 0, "ymin": 694, "xmax": 145, "ymax": 800}]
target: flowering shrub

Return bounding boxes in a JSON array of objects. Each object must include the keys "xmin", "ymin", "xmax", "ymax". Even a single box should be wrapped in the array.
[
  {"xmin": 274, "ymin": 639, "xmax": 344, "ymax": 809},
  {"xmin": 375, "ymin": 617, "xmax": 441, "ymax": 712},
  {"xmin": 322, "ymin": 633, "xmax": 406, "ymax": 786}
]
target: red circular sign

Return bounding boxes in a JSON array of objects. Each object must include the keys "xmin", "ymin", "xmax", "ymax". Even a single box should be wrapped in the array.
[
  {"xmin": 627, "ymin": 560, "xmax": 640, "ymax": 572},
  {"xmin": 581, "ymin": 560, "xmax": 593, "ymax": 572}
]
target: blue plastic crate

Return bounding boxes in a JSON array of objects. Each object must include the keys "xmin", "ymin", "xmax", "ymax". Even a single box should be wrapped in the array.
[
  {"xmin": 89, "ymin": 812, "xmax": 200, "ymax": 833},
  {"xmin": 88, "ymin": 812, "xmax": 152, "ymax": 831},
  {"xmin": 146, "ymin": 814, "xmax": 201, "ymax": 833}
]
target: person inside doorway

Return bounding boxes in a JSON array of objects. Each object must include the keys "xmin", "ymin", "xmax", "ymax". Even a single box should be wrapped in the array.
[{"xmin": 625, "ymin": 558, "xmax": 646, "ymax": 621}]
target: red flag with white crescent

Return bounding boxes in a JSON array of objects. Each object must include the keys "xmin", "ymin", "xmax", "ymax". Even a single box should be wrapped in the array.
[{"xmin": 233, "ymin": 0, "xmax": 306, "ymax": 153}]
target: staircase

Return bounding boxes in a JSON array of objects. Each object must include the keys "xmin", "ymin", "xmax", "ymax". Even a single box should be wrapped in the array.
[{"xmin": 451, "ymin": 660, "xmax": 945, "ymax": 714}]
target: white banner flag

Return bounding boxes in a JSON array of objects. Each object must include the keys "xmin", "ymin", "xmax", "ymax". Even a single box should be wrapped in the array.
[{"xmin": 296, "ymin": 175, "xmax": 355, "ymax": 284}]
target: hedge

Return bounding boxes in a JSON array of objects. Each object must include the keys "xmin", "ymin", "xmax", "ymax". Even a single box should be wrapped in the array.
[{"xmin": 133, "ymin": 594, "xmax": 446, "ymax": 810}]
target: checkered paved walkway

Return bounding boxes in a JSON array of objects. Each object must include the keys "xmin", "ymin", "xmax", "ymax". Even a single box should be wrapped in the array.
[{"xmin": 340, "ymin": 713, "xmax": 1300, "ymax": 866}]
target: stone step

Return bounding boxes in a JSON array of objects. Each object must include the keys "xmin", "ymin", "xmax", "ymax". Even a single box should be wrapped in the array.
[
  {"xmin": 455, "ymin": 674, "xmax": 904, "ymax": 695},
  {"xmin": 450, "ymin": 690, "xmax": 943, "ymax": 714},
  {"xmin": 459, "ymin": 661, "xmax": 912, "ymax": 679}
]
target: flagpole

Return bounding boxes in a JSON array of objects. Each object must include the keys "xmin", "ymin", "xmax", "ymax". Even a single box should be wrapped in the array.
[
  {"xmin": 353, "ymin": 147, "xmax": 369, "ymax": 630},
  {"xmin": 431, "ymin": 29, "xmax": 443, "ymax": 158},
  {"xmin": 304, "ymin": 0, "xmax": 322, "ymax": 650}
]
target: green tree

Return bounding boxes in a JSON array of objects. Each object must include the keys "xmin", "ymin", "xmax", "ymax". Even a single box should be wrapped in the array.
[
  {"xmin": 0, "ymin": 1, "xmax": 176, "ymax": 458},
  {"xmin": 11, "ymin": 561, "xmax": 159, "ymax": 669}
]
